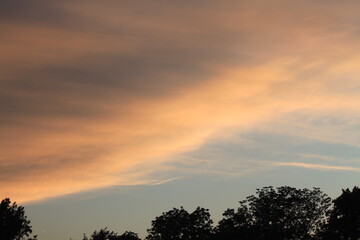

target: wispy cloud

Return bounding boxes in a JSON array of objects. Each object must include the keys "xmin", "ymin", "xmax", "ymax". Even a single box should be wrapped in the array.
[{"xmin": 274, "ymin": 162, "xmax": 360, "ymax": 172}]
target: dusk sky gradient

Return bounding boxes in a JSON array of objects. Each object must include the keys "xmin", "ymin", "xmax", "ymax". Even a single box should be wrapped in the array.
[{"xmin": 1, "ymin": 1, "xmax": 360, "ymax": 239}]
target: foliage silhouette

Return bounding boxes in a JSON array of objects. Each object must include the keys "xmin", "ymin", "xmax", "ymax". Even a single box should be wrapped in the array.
[
  {"xmin": 214, "ymin": 186, "xmax": 332, "ymax": 240},
  {"xmin": 214, "ymin": 204, "xmax": 253, "ymax": 240},
  {"xmin": 0, "ymin": 198, "xmax": 37, "ymax": 240},
  {"xmin": 322, "ymin": 186, "xmax": 360, "ymax": 240},
  {"xmin": 119, "ymin": 231, "xmax": 142, "ymax": 240},
  {"xmin": 5, "ymin": 185, "xmax": 358, "ymax": 240},
  {"xmin": 82, "ymin": 227, "xmax": 141, "ymax": 240},
  {"xmin": 146, "ymin": 206, "xmax": 213, "ymax": 240}
]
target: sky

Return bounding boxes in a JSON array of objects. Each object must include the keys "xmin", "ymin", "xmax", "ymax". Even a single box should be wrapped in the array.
[{"xmin": 1, "ymin": 0, "xmax": 360, "ymax": 239}]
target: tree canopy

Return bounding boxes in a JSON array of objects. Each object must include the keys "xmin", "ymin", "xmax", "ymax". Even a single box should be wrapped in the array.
[
  {"xmin": 3, "ymin": 185, "xmax": 359, "ymax": 240},
  {"xmin": 322, "ymin": 186, "xmax": 360, "ymax": 240},
  {"xmin": 82, "ymin": 228, "xmax": 141, "ymax": 240},
  {"xmin": 0, "ymin": 198, "xmax": 37, "ymax": 240},
  {"xmin": 215, "ymin": 186, "xmax": 332, "ymax": 240},
  {"xmin": 146, "ymin": 206, "xmax": 213, "ymax": 240}
]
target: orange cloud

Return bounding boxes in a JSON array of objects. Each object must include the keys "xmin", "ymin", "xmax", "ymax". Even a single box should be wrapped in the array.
[{"xmin": 1, "ymin": 0, "xmax": 360, "ymax": 203}]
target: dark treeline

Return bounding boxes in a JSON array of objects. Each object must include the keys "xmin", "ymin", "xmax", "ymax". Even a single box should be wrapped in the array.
[{"xmin": 1, "ymin": 186, "xmax": 359, "ymax": 240}]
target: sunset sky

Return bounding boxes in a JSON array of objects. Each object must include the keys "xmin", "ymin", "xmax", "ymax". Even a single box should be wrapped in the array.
[{"xmin": 1, "ymin": 1, "xmax": 360, "ymax": 239}]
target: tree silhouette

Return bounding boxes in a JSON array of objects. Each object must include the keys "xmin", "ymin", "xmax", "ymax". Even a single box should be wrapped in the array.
[
  {"xmin": 6, "ymin": 185, "xmax": 359, "ymax": 240},
  {"xmin": 215, "ymin": 186, "xmax": 331, "ymax": 240},
  {"xmin": 0, "ymin": 198, "xmax": 37, "ymax": 240},
  {"xmin": 83, "ymin": 228, "xmax": 141, "ymax": 240},
  {"xmin": 146, "ymin": 206, "xmax": 213, "ymax": 240},
  {"xmin": 322, "ymin": 186, "xmax": 360, "ymax": 240},
  {"xmin": 214, "ymin": 204, "xmax": 253, "ymax": 240},
  {"xmin": 119, "ymin": 231, "xmax": 142, "ymax": 240}
]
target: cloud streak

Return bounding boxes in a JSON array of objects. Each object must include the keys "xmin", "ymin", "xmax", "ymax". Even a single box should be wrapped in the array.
[{"xmin": 274, "ymin": 162, "xmax": 360, "ymax": 172}]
